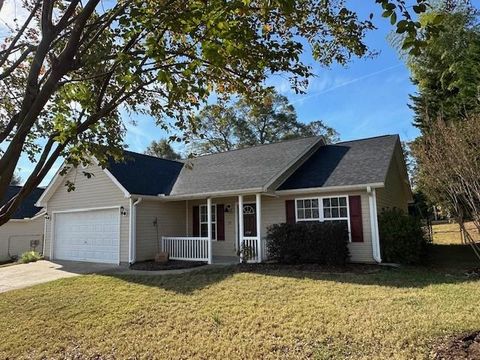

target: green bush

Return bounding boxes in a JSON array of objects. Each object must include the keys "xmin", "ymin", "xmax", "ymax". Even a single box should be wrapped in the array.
[
  {"xmin": 20, "ymin": 251, "xmax": 43, "ymax": 264},
  {"xmin": 378, "ymin": 208, "xmax": 428, "ymax": 264},
  {"xmin": 266, "ymin": 222, "xmax": 349, "ymax": 265}
]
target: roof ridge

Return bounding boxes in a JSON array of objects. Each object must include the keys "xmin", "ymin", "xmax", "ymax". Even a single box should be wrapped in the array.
[
  {"xmin": 335, "ymin": 134, "xmax": 398, "ymax": 145},
  {"xmin": 123, "ymin": 149, "xmax": 184, "ymax": 165},
  {"xmin": 190, "ymin": 135, "xmax": 323, "ymax": 159}
]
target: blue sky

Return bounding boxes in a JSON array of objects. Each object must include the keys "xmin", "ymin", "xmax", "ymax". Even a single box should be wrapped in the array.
[{"xmin": 2, "ymin": 1, "xmax": 426, "ymax": 185}]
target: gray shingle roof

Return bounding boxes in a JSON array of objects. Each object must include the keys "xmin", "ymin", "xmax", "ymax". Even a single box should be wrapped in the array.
[
  {"xmin": 278, "ymin": 135, "xmax": 399, "ymax": 190},
  {"xmin": 169, "ymin": 136, "xmax": 322, "ymax": 196}
]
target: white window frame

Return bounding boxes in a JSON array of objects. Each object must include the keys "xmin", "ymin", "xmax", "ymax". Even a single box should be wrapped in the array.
[
  {"xmin": 295, "ymin": 198, "xmax": 321, "ymax": 221},
  {"xmin": 294, "ymin": 195, "xmax": 352, "ymax": 242},
  {"xmin": 200, "ymin": 204, "xmax": 217, "ymax": 241}
]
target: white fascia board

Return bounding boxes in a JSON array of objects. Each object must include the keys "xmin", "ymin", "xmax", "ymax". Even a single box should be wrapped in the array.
[
  {"xmin": 275, "ymin": 183, "xmax": 384, "ymax": 196},
  {"xmin": 35, "ymin": 163, "xmax": 70, "ymax": 207},
  {"xmin": 103, "ymin": 168, "xmax": 130, "ymax": 197},
  {"xmin": 90, "ymin": 156, "xmax": 130, "ymax": 198},
  {"xmin": 158, "ymin": 187, "xmax": 266, "ymax": 201}
]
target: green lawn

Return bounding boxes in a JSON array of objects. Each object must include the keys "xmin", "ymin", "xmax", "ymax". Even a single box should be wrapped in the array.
[
  {"xmin": 432, "ymin": 222, "xmax": 480, "ymax": 245},
  {"xmin": 1, "ymin": 257, "xmax": 480, "ymax": 359}
]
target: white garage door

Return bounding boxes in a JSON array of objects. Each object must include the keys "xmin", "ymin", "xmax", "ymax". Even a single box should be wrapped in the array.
[{"xmin": 54, "ymin": 208, "xmax": 120, "ymax": 264}]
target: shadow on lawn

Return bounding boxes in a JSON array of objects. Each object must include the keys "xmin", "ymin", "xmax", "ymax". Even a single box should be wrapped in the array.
[
  {"xmin": 106, "ymin": 256, "xmax": 478, "ymax": 295},
  {"xmin": 103, "ymin": 244, "xmax": 479, "ymax": 294},
  {"xmin": 108, "ymin": 266, "xmax": 234, "ymax": 294}
]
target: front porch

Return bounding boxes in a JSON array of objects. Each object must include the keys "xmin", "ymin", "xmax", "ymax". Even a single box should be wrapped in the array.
[{"xmin": 160, "ymin": 194, "xmax": 266, "ymax": 264}]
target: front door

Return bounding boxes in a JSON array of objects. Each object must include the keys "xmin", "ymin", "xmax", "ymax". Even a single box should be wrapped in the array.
[{"xmin": 242, "ymin": 204, "xmax": 257, "ymax": 237}]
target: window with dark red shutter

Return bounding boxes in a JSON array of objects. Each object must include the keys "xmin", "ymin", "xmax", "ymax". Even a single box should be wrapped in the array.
[
  {"xmin": 192, "ymin": 206, "xmax": 199, "ymax": 236},
  {"xmin": 285, "ymin": 200, "xmax": 296, "ymax": 224},
  {"xmin": 217, "ymin": 204, "xmax": 225, "ymax": 241},
  {"xmin": 348, "ymin": 196, "xmax": 364, "ymax": 242}
]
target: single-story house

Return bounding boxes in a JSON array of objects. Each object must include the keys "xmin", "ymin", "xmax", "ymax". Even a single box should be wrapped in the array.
[
  {"xmin": 0, "ymin": 186, "xmax": 45, "ymax": 261},
  {"xmin": 34, "ymin": 134, "xmax": 412, "ymax": 265}
]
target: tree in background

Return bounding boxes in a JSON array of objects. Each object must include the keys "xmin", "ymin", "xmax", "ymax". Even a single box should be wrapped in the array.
[
  {"xmin": 191, "ymin": 90, "xmax": 339, "ymax": 154},
  {"xmin": 9, "ymin": 173, "xmax": 21, "ymax": 186},
  {"xmin": 234, "ymin": 90, "xmax": 302, "ymax": 146},
  {"xmin": 0, "ymin": 0, "xmax": 432, "ymax": 225},
  {"xmin": 190, "ymin": 104, "xmax": 238, "ymax": 154},
  {"xmin": 145, "ymin": 140, "xmax": 181, "ymax": 160},
  {"xmin": 412, "ymin": 116, "xmax": 480, "ymax": 258},
  {"xmin": 404, "ymin": 1, "xmax": 480, "ymax": 242},
  {"xmin": 406, "ymin": 1, "xmax": 480, "ymax": 129}
]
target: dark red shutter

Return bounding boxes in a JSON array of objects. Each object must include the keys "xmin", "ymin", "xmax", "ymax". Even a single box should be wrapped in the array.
[
  {"xmin": 349, "ymin": 196, "xmax": 364, "ymax": 242},
  {"xmin": 285, "ymin": 200, "xmax": 296, "ymax": 224},
  {"xmin": 192, "ymin": 206, "xmax": 199, "ymax": 236},
  {"xmin": 217, "ymin": 204, "xmax": 225, "ymax": 241}
]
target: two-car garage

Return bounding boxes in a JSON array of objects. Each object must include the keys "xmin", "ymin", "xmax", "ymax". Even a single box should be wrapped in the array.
[{"xmin": 53, "ymin": 208, "xmax": 120, "ymax": 264}]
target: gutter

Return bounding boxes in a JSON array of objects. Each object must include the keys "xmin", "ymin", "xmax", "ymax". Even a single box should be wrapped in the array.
[
  {"xmin": 133, "ymin": 187, "xmax": 266, "ymax": 201},
  {"xmin": 275, "ymin": 183, "xmax": 384, "ymax": 196},
  {"xmin": 128, "ymin": 197, "xmax": 143, "ymax": 264}
]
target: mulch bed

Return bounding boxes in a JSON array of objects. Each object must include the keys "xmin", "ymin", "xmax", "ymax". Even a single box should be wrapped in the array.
[
  {"xmin": 130, "ymin": 260, "xmax": 206, "ymax": 271},
  {"xmin": 434, "ymin": 331, "xmax": 480, "ymax": 360},
  {"xmin": 235, "ymin": 262, "xmax": 382, "ymax": 275}
]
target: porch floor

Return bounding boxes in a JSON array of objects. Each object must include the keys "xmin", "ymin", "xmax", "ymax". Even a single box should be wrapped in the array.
[{"xmin": 212, "ymin": 256, "xmax": 239, "ymax": 265}]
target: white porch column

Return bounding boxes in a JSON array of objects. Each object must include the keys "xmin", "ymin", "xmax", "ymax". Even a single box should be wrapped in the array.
[
  {"xmin": 256, "ymin": 193, "xmax": 262, "ymax": 262},
  {"xmin": 238, "ymin": 195, "xmax": 244, "ymax": 263},
  {"xmin": 207, "ymin": 197, "xmax": 213, "ymax": 264}
]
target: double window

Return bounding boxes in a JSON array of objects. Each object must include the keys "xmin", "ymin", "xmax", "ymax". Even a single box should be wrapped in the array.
[
  {"xmin": 200, "ymin": 204, "xmax": 216, "ymax": 240},
  {"xmin": 296, "ymin": 196, "xmax": 348, "ymax": 221},
  {"xmin": 296, "ymin": 196, "xmax": 350, "ymax": 240}
]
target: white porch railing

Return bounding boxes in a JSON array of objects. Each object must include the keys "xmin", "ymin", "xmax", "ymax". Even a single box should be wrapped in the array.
[
  {"xmin": 161, "ymin": 236, "xmax": 209, "ymax": 261},
  {"xmin": 241, "ymin": 236, "xmax": 260, "ymax": 263}
]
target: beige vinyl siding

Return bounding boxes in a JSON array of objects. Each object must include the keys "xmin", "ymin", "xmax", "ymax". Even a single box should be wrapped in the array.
[
  {"xmin": 44, "ymin": 164, "xmax": 130, "ymax": 263},
  {"xmin": 0, "ymin": 217, "xmax": 44, "ymax": 261},
  {"xmin": 183, "ymin": 192, "xmax": 374, "ymax": 262},
  {"xmin": 376, "ymin": 146, "xmax": 411, "ymax": 214},
  {"xmin": 135, "ymin": 200, "xmax": 186, "ymax": 261},
  {"xmin": 262, "ymin": 191, "xmax": 375, "ymax": 263}
]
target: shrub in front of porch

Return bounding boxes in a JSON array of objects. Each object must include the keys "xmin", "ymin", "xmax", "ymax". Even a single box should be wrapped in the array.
[{"xmin": 266, "ymin": 222, "xmax": 349, "ymax": 265}]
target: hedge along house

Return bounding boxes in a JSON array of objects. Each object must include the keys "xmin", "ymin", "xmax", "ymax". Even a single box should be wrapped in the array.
[
  {"xmin": 35, "ymin": 134, "xmax": 412, "ymax": 265},
  {"xmin": 0, "ymin": 186, "xmax": 45, "ymax": 261}
]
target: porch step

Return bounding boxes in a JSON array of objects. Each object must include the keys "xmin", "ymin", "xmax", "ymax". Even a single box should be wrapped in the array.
[{"xmin": 212, "ymin": 256, "xmax": 239, "ymax": 265}]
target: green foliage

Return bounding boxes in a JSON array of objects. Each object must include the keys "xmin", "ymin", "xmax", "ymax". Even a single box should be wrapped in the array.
[
  {"xmin": 377, "ymin": 0, "xmax": 439, "ymax": 56},
  {"xmin": 145, "ymin": 139, "xmax": 181, "ymax": 160},
  {"xmin": 20, "ymin": 251, "xmax": 43, "ymax": 264},
  {"xmin": 406, "ymin": 2, "xmax": 480, "ymax": 129},
  {"xmin": 266, "ymin": 222, "xmax": 350, "ymax": 265},
  {"xmin": 378, "ymin": 209, "xmax": 428, "ymax": 264},
  {"xmin": 411, "ymin": 190, "xmax": 434, "ymax": 220},
  {"xmin": 191, "ymin": 89, "xmax": 339, "ymax": 154}
]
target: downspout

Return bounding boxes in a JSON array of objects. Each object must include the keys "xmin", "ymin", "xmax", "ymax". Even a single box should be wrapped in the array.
[
  {"xmin": 42, "ymin": 206, "xmax": 48, "ymax": 258},
  {"xmin": 367, "ymin": 186, "xmax": 382, "ymax": 263},
  {"xmin": 129, "ymin": 197, "xmax": 143, "ymax": 264},
  {"xmin": 128, "ymin": 198, "xmax": 133, "ymax": 264}
]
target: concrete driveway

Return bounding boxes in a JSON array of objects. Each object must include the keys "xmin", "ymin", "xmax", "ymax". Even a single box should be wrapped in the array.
[{"xmin": 0, "ymin": 260, "xmax": 118, "ymax": 293}]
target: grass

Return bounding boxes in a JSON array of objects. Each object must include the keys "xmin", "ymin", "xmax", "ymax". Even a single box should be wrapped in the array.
[
  {"xmin": 432, "ymin": 221, "xmax": 480, "ymax": 245},
  {"xmin": 1, "ymin": 258, "xmax": 480, "ymax": 359}
]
